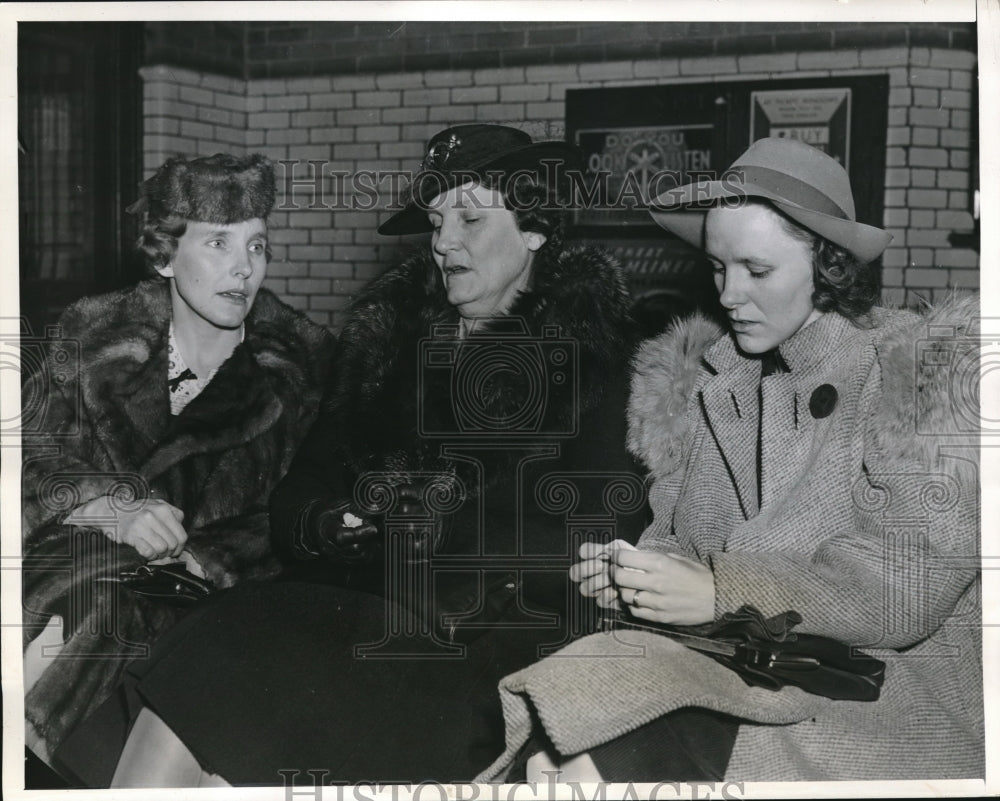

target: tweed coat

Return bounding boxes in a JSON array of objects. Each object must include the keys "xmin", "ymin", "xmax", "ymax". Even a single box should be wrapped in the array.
[
  {"xmin": 21, "ymin": 278, "xmax": 333, "ymax": 754},
  {"xmin": 480, "ymin": 295, "xmax": 982, "ymax": 782}
]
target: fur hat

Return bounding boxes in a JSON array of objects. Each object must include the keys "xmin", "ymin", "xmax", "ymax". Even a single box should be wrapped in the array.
[{"xmin": 129, "ymin": 153, "xmax": 276, "ymax": 224}]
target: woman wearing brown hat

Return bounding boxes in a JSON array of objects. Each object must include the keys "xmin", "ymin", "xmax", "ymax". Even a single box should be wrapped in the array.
[
  {"xmin": 21, "ymin": 153, "xmax": 333, "ymax": 771},
  {"xmin": 104, "ymin": 125, "xmax": 647, "ymax": 785},
  {"xmin": 476, "ymin": 137, "xmax": 982, "ymax": 782}
]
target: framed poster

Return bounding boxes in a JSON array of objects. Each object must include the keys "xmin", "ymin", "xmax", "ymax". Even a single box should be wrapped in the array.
[{"xmin": 750, "ymin": 87, "xmax": 852, "ymax": 168}]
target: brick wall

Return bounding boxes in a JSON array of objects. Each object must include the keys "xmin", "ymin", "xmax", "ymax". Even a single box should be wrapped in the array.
[
  {"xmin": 143, "ymin": 21, "xmax": 974, "ymax": 78},
  {"xmin": 141, "ymin": 43, "xmax": 978, "ymax": 329},
  {"xmin": 141, "ymin": 66, "xmax": 249, "ymax": 171},
  {"xmin": 145, "ymin": 22, "xmax": 246, "ymax": 78}
]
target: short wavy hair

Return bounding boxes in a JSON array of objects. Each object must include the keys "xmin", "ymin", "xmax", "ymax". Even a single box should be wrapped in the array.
[
  {"xmin": 137, "ymin": 216, "xmax": 188, "ymax": 276},
  {"xmin": 753, "ymin": 199, "xmax": 879, "ymax": 323},
  {"xmin": 480, "ymin": 169, "xmax": 568, "ymax": 259}
]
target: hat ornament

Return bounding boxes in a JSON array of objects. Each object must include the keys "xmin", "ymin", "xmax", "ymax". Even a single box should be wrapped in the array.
[{"xmin": 423, "ymin": 133, "xmax": 462, "ymax": 172}]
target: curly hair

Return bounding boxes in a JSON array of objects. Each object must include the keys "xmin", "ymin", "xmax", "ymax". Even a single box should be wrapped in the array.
[
  {"xmin": 755, "ymin": 199, "xmax": 880, "ymax": 323},
  {"xmin": 136, "ymin": 215, "xmax": 188, "ymax": 276},
  {"xmin": 808, "ymin": 237, "xmax": 880, "ymax": 321},
  {"xmin": 481, "ymin": 169, "xmax": 568, "ymax": 258}
]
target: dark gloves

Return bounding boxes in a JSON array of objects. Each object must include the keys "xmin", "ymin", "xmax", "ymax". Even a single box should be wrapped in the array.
[
  {"xmin": 393, "ymin": 482, "xmax": 450, "ymax": 563},
  {"xmin": 293, "ymin": 499, "xmax": 381, "ymax": 563}
]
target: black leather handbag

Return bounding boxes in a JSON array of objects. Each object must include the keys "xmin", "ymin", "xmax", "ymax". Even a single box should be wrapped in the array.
[
  {"xmin": 604, "ymin": 605, "xmax": 886, "ymax": 702},
  {"xmin": 106, "ymin": 562, "xmax": 215, "ymax": 607}
]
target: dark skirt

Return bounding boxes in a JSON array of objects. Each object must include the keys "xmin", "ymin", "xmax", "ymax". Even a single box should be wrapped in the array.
[
  {"xmin": 56, "ymin": 580, "xmax": 739, "ymax": 786},
  {"xmin": 121, "ymin": 580, "xmax": 559, "ymax": 784},
  {"xmin": 587, "ymin": 709, "xmax": 739, "ymax": 780}
]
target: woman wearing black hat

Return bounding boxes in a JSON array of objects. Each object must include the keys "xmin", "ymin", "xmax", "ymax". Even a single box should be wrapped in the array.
[
  {"xmin": 107, "ymin": 125, "xmax": 647, "ymax": 785},
  {"xmin": 478, "ymin": 137, "xmax": 982, "ymax": 782},
  {"xmin": 22, "ymin": 153, "xmax": 334, "ymax": 768}
]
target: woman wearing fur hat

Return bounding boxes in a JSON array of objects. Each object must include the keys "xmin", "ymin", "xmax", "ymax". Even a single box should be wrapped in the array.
[
  {"xmin": 475, "ymin": 137, "xmax": 982, "ymax": 782},
  {"xmin": 107, "ymin": 124, "xmax": 647, "ymax": 785},
  {"xmin": 21, "ymin": 153, "xmax": 334, "ymax": 768}
]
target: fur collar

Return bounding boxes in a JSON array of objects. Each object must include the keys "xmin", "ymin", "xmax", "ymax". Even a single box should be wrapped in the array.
[
  {"xmin": 628, "ymin": 294, "xmax": 980, "ymax": 479},
  {"xmin": 868, "ymin": 292, "xmax": 980, "ymax": 469},
  {"xmin": 340, "ymin": 244, "xmax": 634, "ymax": 360},
  {"xmin": 57, "ymin": 279, "xmax": 330, "ymax": 480},
  {"xmin": 627, "ymin": 313, "xmax": 723, "ymax": 478},
  {"xmin": 330, "ymin": 245, "xmax": 636, "ymax": 477},
  {"xmin": 62, "ymin": 279, "xmax": 326, "ymax": 380}
]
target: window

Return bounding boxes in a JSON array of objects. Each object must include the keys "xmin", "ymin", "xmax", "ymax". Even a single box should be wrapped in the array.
[{"xmin": 18, "ymin": 23, "xmax": 142, "ymax": 334}]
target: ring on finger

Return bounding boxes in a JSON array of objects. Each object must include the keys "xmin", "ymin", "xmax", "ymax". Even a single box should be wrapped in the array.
[{"xmin": 631, "ymin": 589, "xmax": 643, "ymax": 607}]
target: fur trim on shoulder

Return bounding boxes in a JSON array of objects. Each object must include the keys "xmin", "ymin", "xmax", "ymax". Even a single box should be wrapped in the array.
[
  {"xmin": 513, "ymin": 245, "xmax": 635, "ymax": 366},
  {"xmin": 627, "ymin": 313, "xmax": 724, "ymax": 477},
  {"xmin": 57, "ymin": 279, "xmax": 169, "ymax": 370},
  {"xmin": 329, "ymin": 245, "xmax": 636, "ymax": 477},
  {"xmin": 57, "ymin": 280, "xmax": 331, "ymax": 411},
  {"xmin": 340, "ymin": 243, "xmax": 634, "ymax": 360},
  {"xmin": 245, "ymin": 287, "xmax": 335, "ymax": 389},
  {"xmin": 870, "ymin": 292, "xmax": 980, "ymax": 468},
  {"xmin": 46, "ymin": 281, "xmax": 332, "ymax": 490}
]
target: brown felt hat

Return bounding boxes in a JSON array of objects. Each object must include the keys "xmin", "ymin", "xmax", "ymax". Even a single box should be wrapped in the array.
[
  {"xmin": 378, "ymin": 124, "xmax": 582, "ymax": 236},
  {"xmin": 129, "ymin": 153, "xmax": 276, "ymax": 224},
  {"xmin": 648, "ymin": 137, "xmax": 892, "ymax": 263}
]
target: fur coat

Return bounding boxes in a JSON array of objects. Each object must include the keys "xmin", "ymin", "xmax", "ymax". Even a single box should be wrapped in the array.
[
  {"xmin": 21, "ymin": 279, "xmax": 333, "ymax": 753},
  {"xmin": 480, "ymin": 295, "xmax": 982, "ymax": 782},
  {"xmin": 270, "ymin": 245, "xmax": 648, "ymax": 617}
]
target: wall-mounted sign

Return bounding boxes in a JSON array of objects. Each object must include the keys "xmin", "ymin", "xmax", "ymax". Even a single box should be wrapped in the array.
[
  {"xmin": 573, "ymin": 124, "xmax": 714, "ymax": 227},
  {"xmin": 565, "ymin": 77, "xmax": 886, "ymax": 318},
  {"xmin": 750, "ymin": 87, "xmax": 851, "ymax": 168}
]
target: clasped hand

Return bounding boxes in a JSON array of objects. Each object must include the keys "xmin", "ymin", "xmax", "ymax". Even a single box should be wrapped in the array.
[
  {"xmin": 65, "ymin": 495, "xmax": 187, "ymax": 560},
  {"xmin": 569, "ymin": 541, "xmax": 716, "ymax": 626}
]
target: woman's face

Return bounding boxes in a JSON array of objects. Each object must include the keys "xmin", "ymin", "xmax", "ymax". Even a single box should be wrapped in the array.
[
  {"xmin": 158, "ymin": 218, "xmax": 268, "ymax": 333},
  {"xmin": 428, "ymin": 182, "xmax": 545, "ymax": 318},
  {"xmin": 704, "ymin": 203, "xmax": 821, "ymax": 354}
]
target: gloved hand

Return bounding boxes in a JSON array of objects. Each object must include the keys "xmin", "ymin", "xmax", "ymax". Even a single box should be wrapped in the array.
[
  {"xmin": 393, "ymin": 481, "xmax": 450, "ymax": 563},
  {"xmin": 302, "ymin": 499, "xmax": 381, "ymax": 563}
]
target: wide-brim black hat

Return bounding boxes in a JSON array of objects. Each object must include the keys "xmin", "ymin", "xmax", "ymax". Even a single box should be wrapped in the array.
[
  {"xmin": 648, "ymin": 137, "xmax": 892, "ymax": 264},
  {"xmin": 378, "ymin": 124, "xmax": 582, "ymax": 236}
]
